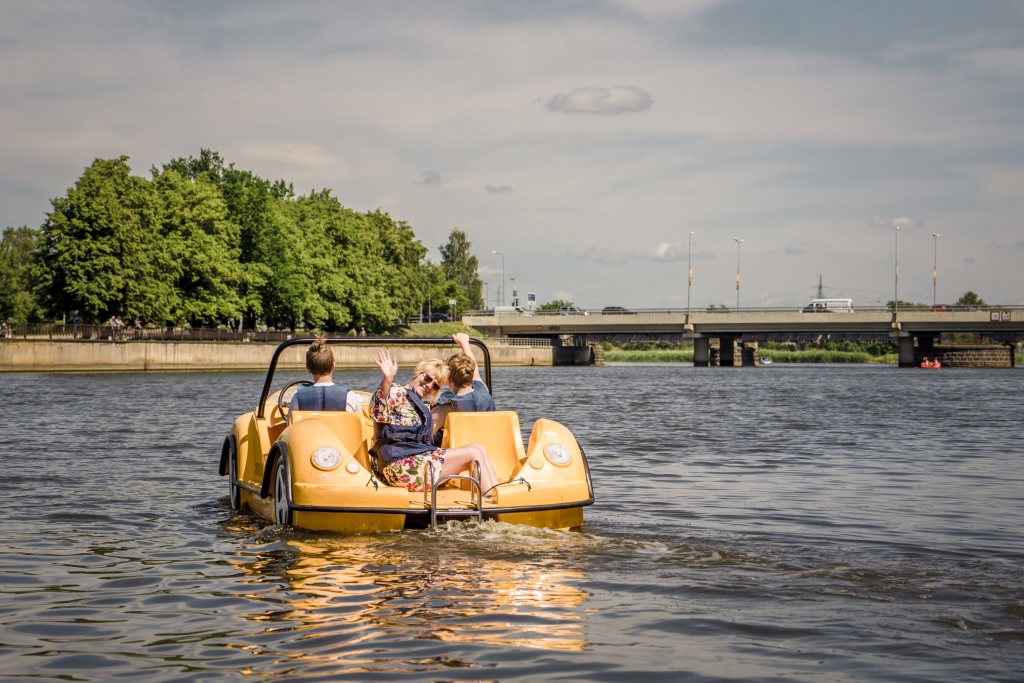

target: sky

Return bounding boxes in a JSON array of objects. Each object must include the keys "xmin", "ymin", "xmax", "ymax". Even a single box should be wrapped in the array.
[{"xmin": 2, "ymin": 0, "xmax": 1023, "ymax": 308}]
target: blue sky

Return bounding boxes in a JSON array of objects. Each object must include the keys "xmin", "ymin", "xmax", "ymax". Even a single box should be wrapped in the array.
[{"xmin": 2, "ymin": 0, "xmax": 1022, "ymax": 307}]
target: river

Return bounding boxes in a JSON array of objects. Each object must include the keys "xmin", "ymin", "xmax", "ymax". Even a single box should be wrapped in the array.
[{"xmin": 1, "ymin": 364, "xmax": 1022, "ymax": 681}]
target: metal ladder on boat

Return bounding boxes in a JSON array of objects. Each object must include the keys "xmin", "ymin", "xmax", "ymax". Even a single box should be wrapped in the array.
[{"xmin": 424, "ymin": 460, "xmax": 483, "ymax": 530}]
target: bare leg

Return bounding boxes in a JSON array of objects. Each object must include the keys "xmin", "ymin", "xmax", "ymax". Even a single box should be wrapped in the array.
[{"xmin": 441, "ymin": 444, "xmax": 499, "ymax": 495}]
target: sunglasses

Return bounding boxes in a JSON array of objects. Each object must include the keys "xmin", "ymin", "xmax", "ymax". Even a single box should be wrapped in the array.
[{"xmin": 421, "ymin": 373, "xmax": 441, "ymax": 391}]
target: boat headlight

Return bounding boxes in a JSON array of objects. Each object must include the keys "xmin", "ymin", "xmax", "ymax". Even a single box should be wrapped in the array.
[
  {"xmin": 544, "ymin": 443, "xmax": 572, "ymax": 466},
  {"xmin": 311, "ymin": 447, "xmax": 341, "ymax": 471}
]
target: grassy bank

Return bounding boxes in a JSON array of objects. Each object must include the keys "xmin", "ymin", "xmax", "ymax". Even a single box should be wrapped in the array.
[
  {"xmin": 759, "ymin": 349, "xmax": 877, "ymax": 363},
  {"xmin": 606, "ymin": 350, "xmax": 694, "ymax": 362},
  {"xmin": 605, "ymin": 348, "xmax": 897, "ymax": 363}
]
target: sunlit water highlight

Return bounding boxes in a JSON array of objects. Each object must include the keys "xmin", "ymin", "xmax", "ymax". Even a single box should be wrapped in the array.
[{"xmin": 1, "ymin": 365, "xmax": 1022, "ymax": 681}]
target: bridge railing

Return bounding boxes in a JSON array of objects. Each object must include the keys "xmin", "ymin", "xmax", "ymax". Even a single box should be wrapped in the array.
[{"xmin": 464, "ymin": 304, "xmax": 1024, "ymax": 317}]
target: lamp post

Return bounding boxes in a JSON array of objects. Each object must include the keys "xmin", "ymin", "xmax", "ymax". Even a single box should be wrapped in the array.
[
  {"xmin": 687, "ymin": 231, "xmax": 694, "ymax": 316},
  {"xmin": 894, "ymin": 226, "xmax": 899, "ymax": 314},
  {"xmin": 484, "ymin": 282, "xmax": 489, "ymax": 311},
  {"xmin": 510, "ymin": 277, "xmax": 517, "ymax": 308},
  {"xmin": 492, "ymin": 251, "xmax": 505, "ymax": 307},
  {"xmin": 931, "ymin": 233, "xmax": 939, "ymax": 307},
  {"xmin": 734, "ymin": 238, "xmax": 743, "ymax": 309}
]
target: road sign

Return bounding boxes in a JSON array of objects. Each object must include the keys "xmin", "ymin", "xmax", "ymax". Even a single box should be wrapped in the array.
[
  {"xmin": 1002, "ymin": 311, "xmax": 1011, "ymax": 321},
  {"xmin": 448, "ymin": 299, "xmax": 457, "ymax": 306},
  {"xmin": 527, "ymin": 293, "xmax": 536, "ymax": 302},
  {"xmin": 991, "ymin": 311, "xmax": 1000, "ymax": 322}
]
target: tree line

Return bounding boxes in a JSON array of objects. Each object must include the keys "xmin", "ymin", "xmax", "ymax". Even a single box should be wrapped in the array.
[{"xmin": 0, "ymin": 150, "xmax": 484, "ymax": 331}]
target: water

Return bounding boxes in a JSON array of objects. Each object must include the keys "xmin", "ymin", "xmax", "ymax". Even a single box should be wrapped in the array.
[{"xmin": 2, "ymin": 364, "xmax": 1023, "ymax": 681}]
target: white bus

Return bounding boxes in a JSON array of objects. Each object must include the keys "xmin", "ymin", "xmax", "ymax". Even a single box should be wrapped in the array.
[{"xmin": 802, "ymin": 298, "xmax": 854, "ymax": 313}]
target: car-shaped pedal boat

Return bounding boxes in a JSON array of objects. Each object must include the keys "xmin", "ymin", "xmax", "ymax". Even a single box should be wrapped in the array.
[{"xmin": 219, "ymin": 337, "xmax": 594, "ymax": 532}]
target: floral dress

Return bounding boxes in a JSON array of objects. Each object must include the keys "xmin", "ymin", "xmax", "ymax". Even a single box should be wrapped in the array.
[{"xmin": 371, "ymin": 385, "xmax": 445, "ymax": 492}]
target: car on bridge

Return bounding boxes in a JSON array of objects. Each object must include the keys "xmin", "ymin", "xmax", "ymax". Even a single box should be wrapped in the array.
[
  {"xmin": 601, "ymin": 306, "xmax": 635, "ymax": 315},
  {"xmin": 802, "ymin": 298, "xmax": 854, "ymax": 313},
  {"xmin": 559, "ymin": 306, "xmax": 588, "ymax": 316}
]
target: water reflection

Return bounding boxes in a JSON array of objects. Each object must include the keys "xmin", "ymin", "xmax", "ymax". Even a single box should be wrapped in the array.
[{"xmin": 225, "ymin": 521, "xmax": 589, "ymax": 675}]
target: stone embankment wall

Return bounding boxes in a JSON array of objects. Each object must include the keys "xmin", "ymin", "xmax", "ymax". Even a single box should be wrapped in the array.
[
  {"xmin": 0, "ymin": 341, "xmax": 552, "ymax": 373},
  {"xmin": 921, "ymin": 344, "xmax": 1014, "ymax": 368}
]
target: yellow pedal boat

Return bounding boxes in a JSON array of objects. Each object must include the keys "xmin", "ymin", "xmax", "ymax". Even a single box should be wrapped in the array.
[{"xmin": 219, "ymin": 337, "xmax": 594, "ymax": 532}]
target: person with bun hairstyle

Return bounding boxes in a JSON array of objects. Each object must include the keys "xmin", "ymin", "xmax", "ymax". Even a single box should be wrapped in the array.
[
  {"xmin": 370, "ymin": 348, "xmax": 501, "ymax": 499},
  {"xmin": 290, "ymin": 335, "xmax": 364, "ymax": 413},
  {"xmin": 435, "ymin": 333, "xmax": 496, "ymax": 418}
]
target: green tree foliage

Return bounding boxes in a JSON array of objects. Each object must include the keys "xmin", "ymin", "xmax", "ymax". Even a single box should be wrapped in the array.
[
  {"xmin": 0, "ymin": 227, "xmax": 40, "ymax": 322},
  {"xmin": 886, "ymin": 299, "xmax": 928, "ymax": 310},
  {"xmin": 955, "ymin": 291, "xmax": 987, "ymax": 306},
  {"xmin": 439, "ymin": 229, "xmax": 484, "ymax": 310},
  {"xmin": 27, "ymin": 151, "xmax": 476, "ymax": 331},
  {"xmin": 34, "ymin": 156, "xmax": 174, "ymax": 323},
  {"xmin": 539, "ymin": 299, "xmax": 573, "ymax": 311}
]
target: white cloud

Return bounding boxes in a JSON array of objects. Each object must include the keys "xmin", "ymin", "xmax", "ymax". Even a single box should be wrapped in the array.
[
  {"xmin": 648, "ymin": 240, "xmax": 715, "ymax": 262},
  {"xmin": 239, "ymin": 141, "xmax": 338, "ymax": 168},
  {"xmin": 578, "ymin": 241, "xmax": 715, "ymax": 264},
  {"xmin": 485, "ymin": 184, "xmax": 512, "ymax": 193},
  {"xmin": 870, "ymin": 215, "xmax": 921, "ymax": 230},
  {"xmin": 545, "ymin": 86, "xmax": 652, "ymax": 115}
]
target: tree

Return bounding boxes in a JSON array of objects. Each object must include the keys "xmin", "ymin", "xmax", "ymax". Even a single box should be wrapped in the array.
[
  {"xmin": 539, "ymin": 299, "xmax": 573, "ymax": 311},
  {"xmin": 956, "ymin": 291, "xmax": 987, "ymax": 307},
  {"xmin": 34, "ymin": 156, "xmax": 175, "ymax": 323},
  {"xmin": 0, "ymin": 226, "xmax": 40, "ymax": 322},
  {"xmin": 886, "ymin": 300, "xmax": 927, "ymax": 310},
  {"xmin": 439, "ymin": 229, "xmax": 484, "ymax": 310}
]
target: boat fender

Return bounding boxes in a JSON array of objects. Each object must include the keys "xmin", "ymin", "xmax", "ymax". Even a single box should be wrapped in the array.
[
  {"xmin": 260, "ymin": 442, "xmax": 288, "ymax": 499},
  {"xmin": 219, "ymin": 434, "xmax": 235, "ymax": 476}
]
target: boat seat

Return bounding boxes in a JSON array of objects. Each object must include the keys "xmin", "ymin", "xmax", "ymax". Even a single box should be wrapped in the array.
[
  {"xmin": 291, "ymin": 410, "xmax": 372, "ymax": 472},
  {"xmin": 440, "ymin": 411, "xmax": 526, "ymax": 481}
]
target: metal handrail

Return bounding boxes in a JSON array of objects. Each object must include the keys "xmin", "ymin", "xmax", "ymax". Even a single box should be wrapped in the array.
[
  {"xmin": 426, "ymin": 460, "xmax": 482, "ymax": 530},
  {"xmin": 463, "ymin": 304, "xmax": 1024, "ymax": 317},
  {"xmin": 255, "ymin": 337, "xmax": 492, "ymax": 418}
]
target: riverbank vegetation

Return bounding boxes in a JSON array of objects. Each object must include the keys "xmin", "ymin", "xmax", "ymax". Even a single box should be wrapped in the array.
[
  {"xmin": 1, "ymin": 151, "xmax": 484, "ymax": 332},
  {"xmin": 602, "ymin": 340, "xmax": 902, "ymax": 363}
]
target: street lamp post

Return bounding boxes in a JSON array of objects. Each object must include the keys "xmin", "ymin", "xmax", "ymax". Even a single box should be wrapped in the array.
[
  {"xmin": 734, "ymin": 238, "xmax": 744, "ymax": 309},
  {"xmin": 492, "ymin": 251, "xmax": 505, "ymax": 307},
  {"xmin": 484, "ymin": 282, "xmax": 489, "ymax": 311},
  {"xmin": 894, "ymin": 226, "xmax": 899, "ymax": 314},
  {"xmin": 687, "ymin": 231, "xmax": 694, "ymax": 316},
  {"xmin": 510, "ymin": 277, "xmax": 517, "ymax": 307},
  {"xmin": 931, "ymin": 233, "xmax": 940, "ymax": 307}
]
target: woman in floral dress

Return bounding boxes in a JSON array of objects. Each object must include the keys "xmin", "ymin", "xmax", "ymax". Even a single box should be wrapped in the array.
[{"xmin": 370, "ymin": 348, "xmax": 501, "ymax": 498}]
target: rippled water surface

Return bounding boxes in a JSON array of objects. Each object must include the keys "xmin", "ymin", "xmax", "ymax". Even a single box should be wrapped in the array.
[{"xmin": 2, "ymin": 364, "xmax": 1023, "ymax": 681}]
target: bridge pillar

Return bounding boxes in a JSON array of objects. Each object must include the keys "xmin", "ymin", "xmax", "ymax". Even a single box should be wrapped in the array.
[
  {"xmin": 898, "ymin": 336, "xmax": 916, "ymax": 367},
  {"xmin": 720, "ymin": 338, "xmax": 741, "ymax": 367},
  {"xmin": 693, "ymin": 337, "xmax": 709, "ymax": 367},
  {"xmin": 741, "ymin": 341, "xmax": 759, "ymax": 366}
]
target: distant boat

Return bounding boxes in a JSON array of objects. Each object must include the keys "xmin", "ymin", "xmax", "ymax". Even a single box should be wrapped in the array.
[{"xmin": 759, "ymin": 358, "xmax": 773, "ymax": 365}]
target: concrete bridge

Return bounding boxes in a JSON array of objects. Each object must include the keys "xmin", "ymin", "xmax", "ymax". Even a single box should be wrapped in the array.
[{"xmin": 463, "ymin": 307, "xmax": 1024, "ymax": 367}]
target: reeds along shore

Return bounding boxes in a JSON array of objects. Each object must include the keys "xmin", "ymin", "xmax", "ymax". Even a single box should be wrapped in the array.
[{"xmin": 604, "ymin": 349, "xmax": 898, "ymax": 363}]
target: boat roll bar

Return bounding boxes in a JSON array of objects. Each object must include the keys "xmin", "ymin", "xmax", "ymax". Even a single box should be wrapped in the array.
[{"xmin": 256, "ymin": 337, "xmax": 493, "ymax": 419}]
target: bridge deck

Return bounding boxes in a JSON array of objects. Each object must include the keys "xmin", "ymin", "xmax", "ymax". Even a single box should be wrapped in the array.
[{"xmin": 464, "ymin": 309, "xmax": 1024, "ymax": 337}]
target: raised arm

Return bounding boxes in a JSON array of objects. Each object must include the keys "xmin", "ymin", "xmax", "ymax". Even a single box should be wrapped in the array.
[
  {"xmin": 374, "ymin": 348, "xmax": 398, "ymax": 397},
  {"xmin": 452, "ymin": 333, "xmax": 481, "ymax": 383}
]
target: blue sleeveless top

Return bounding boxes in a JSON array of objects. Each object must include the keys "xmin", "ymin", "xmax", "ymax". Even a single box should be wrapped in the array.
[
  {"xmin": 293, "ymin": 383, "xmax": 351, "ymax": 411},
  {"xmin": 436, "ymin": 380, "xmax": 496, "ymax": 413}
]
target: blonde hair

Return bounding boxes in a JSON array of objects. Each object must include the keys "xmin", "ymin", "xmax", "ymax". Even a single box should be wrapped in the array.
[
  {"xmin": 446, "ymin": 353, "xmax": 475, "ymax": 390},
  {"xmin": 306, "ymin": 334, "xmax": 335, "ymax": 376},
  {"xmin": 412, "ymin": 358, "xmax": 449, "ymax": 399}
]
